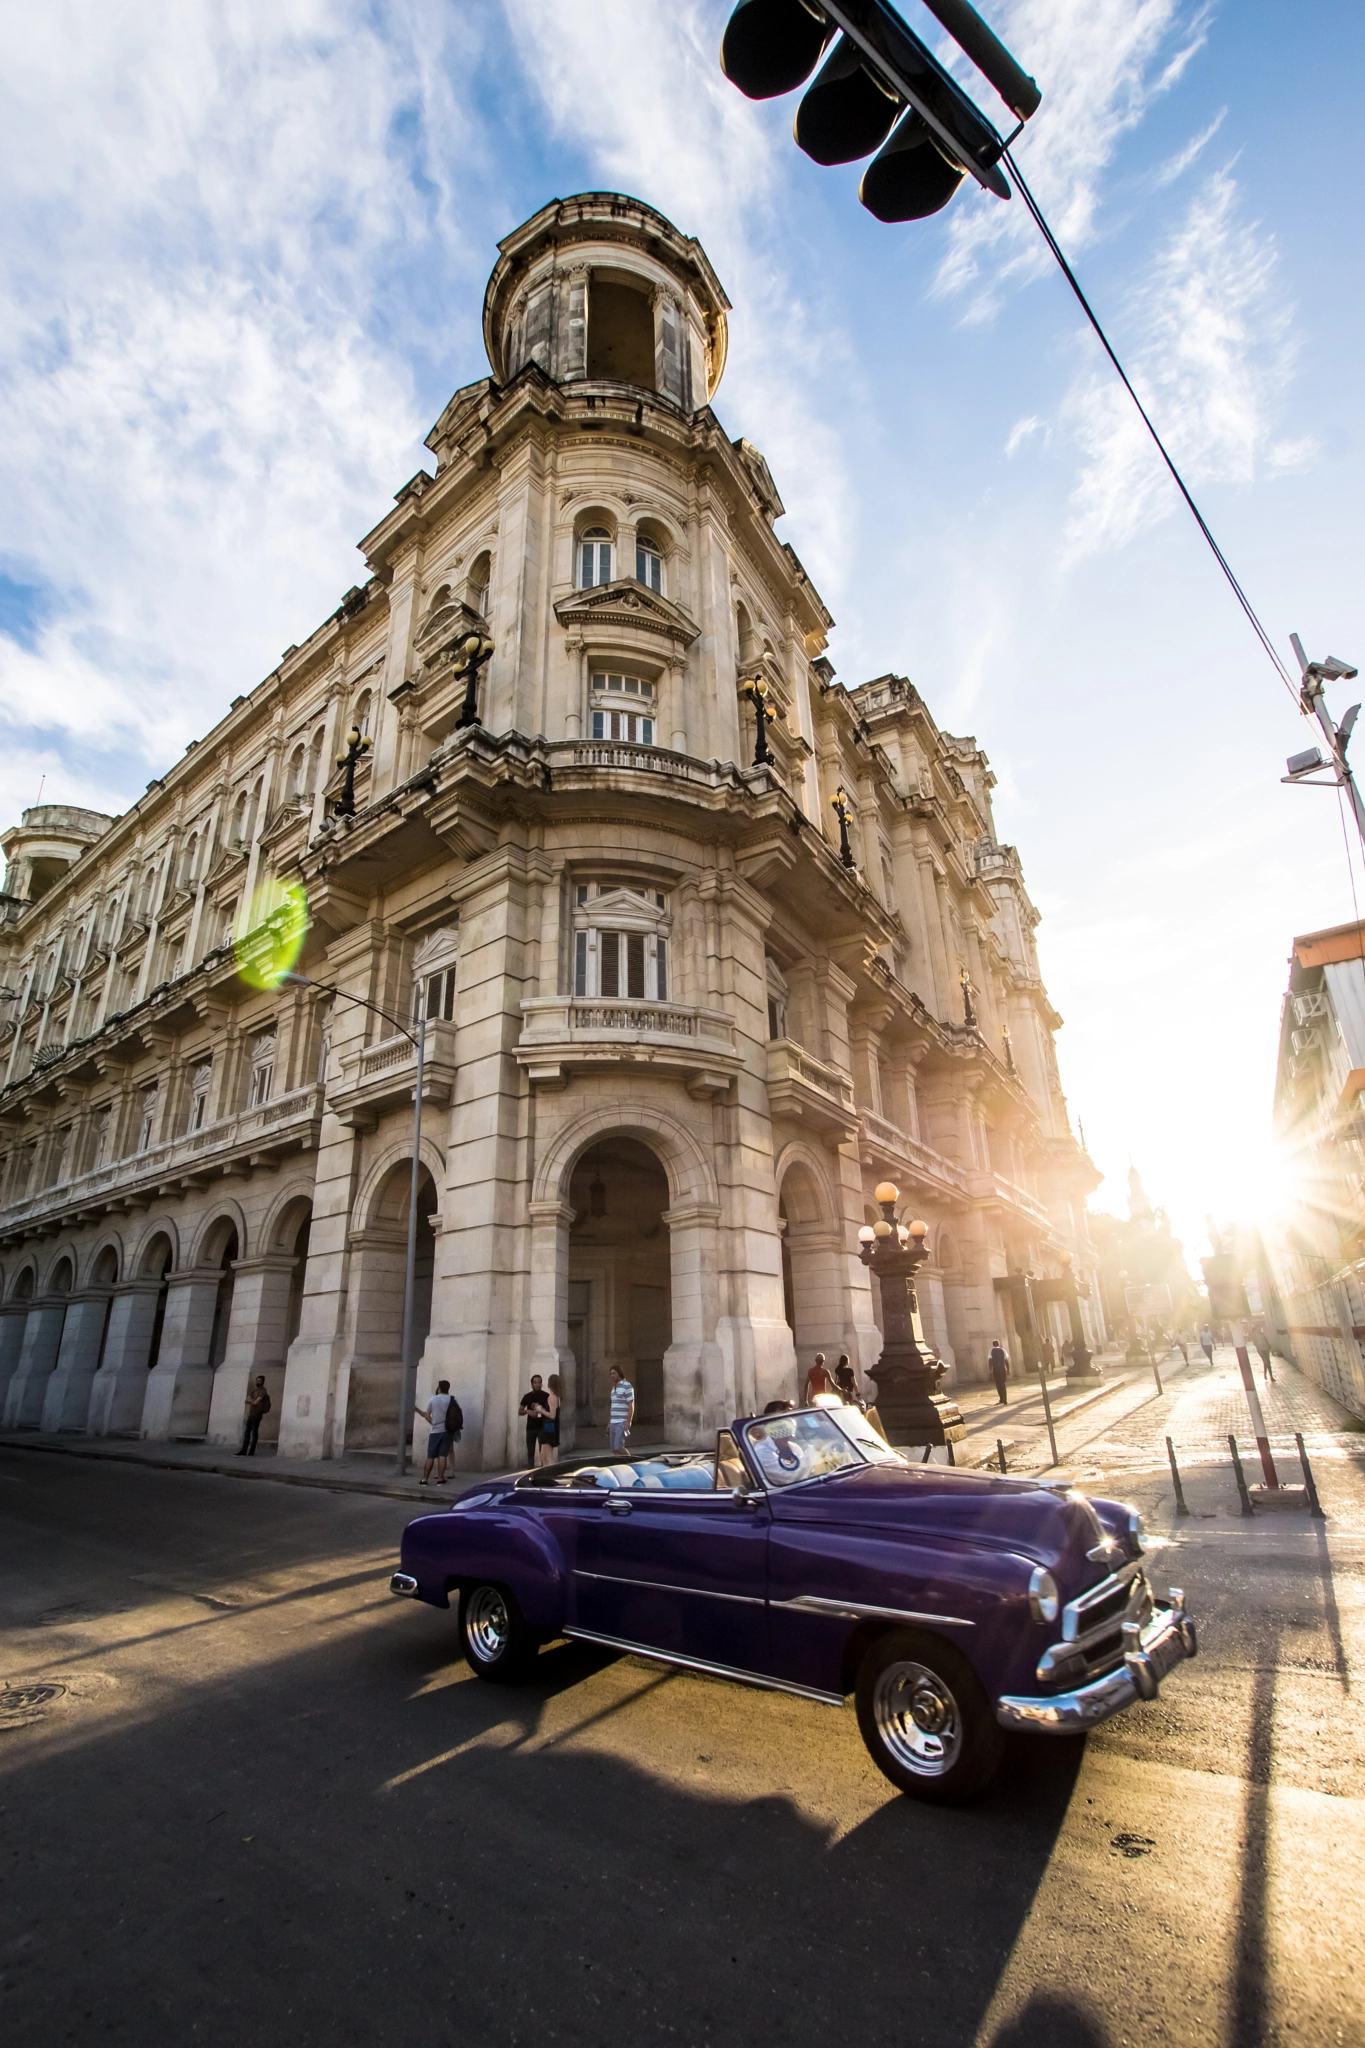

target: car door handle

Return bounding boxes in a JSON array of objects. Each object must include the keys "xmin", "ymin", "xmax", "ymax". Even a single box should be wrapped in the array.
[{"xmin": 606, "ymin": 1497, "xmax": 633, "ymax": 1515}]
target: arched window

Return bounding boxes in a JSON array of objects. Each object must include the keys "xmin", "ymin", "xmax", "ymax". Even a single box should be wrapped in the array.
[
  {"xmin": 231, "ymin": 790, "xmax": 250, "ymax": 846},
  {"xmin": 579, "ymin": 528, "xmax": 614, "ymax": 589},
  {"xmin": 181, "ymin": 834, "xmax": 199, "ymax": 887},
  {"xmin": 289, "ymin": 744, "xmax": 306, "ymax": 797},
  {"xmin": 467, "ymin": 551, "xmax": 492, "ymax": 619},
  {"xmin": 353, "ymin": 690, "xmax": 373, "ymax": 738},
  {"xmin": 307, "ymin": 727, "xmax": 325, "ymax": 793},
  {"xmin": 635, "ymin": 535, "xmax": 664, "ymax": 593}
]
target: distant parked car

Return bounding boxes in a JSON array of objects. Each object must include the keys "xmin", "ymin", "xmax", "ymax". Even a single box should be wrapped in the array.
[{"xmin": 391, "ymin": 1404, "xmax": 1196, "ymax": 1804}]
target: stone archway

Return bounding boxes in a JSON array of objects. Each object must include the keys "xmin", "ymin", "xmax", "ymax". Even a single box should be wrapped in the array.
[
  {"xmin": 4, "ymin": 1255, "xmax": 73, "ymax": 1428},
  {"xmin": 342, "ymin": 1160, "xmax": 438, "ymax": 1451},
  {"xmin": 566, "ymin": 1137, "xmax": 672, "ymax": 1446},
  {"xmin": 529, "ymin": 1107, "xmax": 724, "ymax": 1448},
  {"xmin": 777, "ymin": 1153, "xmax": 848, "ymax": 1393}
]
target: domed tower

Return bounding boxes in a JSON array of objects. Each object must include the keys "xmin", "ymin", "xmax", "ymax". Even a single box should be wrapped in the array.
[
  {"xmin": 367, "ymin": 192, "xmax": 826, "ymax": 787},
  {"xmin": 482, "ymin": 192, "xmax": 730, "ymax": 409}
]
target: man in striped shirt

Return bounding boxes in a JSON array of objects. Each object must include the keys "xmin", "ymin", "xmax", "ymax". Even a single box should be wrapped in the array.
[{"xmin": 607, "ymin": 1366, "xmax": 634, "ymax": 1453}]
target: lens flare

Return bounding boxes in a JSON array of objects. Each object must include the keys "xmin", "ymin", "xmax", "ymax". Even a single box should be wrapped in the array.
[{"xmin": 234, "ymin": 880, "xmax": 310, "ymax": 991}]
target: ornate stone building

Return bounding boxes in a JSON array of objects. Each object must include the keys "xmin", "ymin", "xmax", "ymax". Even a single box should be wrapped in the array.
[{"xmin": 0, "ymin": 194, "xmax": 1100, "ymax": 1466}]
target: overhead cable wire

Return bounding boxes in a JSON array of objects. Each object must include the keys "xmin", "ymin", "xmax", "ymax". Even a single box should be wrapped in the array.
[{"xmin": 1002, "ymin": 145, "xmax": 1302, "ymax": 709}]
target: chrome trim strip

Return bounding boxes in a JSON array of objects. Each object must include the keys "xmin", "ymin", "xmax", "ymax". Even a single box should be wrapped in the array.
[
  {"xmin": 389, "ymin": 1572, "xmax": 419, "ymax": 1597},
  {"xmin": 563, "ymin": 1627, "xmax": 846, "ymax": 1708},
  {"xmin": 574, "ymin": 1569, "xmax": 765, "ymax": 1607},
  {"xmin": 773, "ymin": 1594, "xmax": 975, "ymax": 1631},
  {"xmin": 997, "ymin": 1605, "xmax": 1194, "ymax": 1734}
]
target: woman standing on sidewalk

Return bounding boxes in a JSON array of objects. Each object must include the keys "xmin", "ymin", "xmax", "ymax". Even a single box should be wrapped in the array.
[{"xmin": 537, "ymin": 1374, "xmax": 563, "ymax": 1467}]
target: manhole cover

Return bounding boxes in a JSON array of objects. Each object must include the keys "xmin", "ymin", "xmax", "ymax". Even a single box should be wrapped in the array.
[{"xmin": 0, "ymin": 1682, "xmax": 66, "ymax": 1713}]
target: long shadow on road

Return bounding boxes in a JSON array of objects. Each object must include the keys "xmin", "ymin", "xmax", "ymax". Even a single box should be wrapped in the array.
[{"xmin": 1, "ymin": 1580, "xmax": 1084, "ymax": 2048}]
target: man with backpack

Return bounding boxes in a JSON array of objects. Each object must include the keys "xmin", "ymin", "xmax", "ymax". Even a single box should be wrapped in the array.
[
  {"xmin": 418, "ymin": 1380, "xmax": 463, "ymax": 1486},
  {"xmin": 238, "ymin": 1375, "xmax": 272, "ymax": 1456}
]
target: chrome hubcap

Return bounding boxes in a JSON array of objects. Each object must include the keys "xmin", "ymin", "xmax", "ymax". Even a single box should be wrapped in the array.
[
  {"xmin": 466, "ymin": 1586, "xmax": 510, "ymax": 1663},
  {"xmin": 873, "ymin": 1660, "xmax": 963, "ymax": 1776}
]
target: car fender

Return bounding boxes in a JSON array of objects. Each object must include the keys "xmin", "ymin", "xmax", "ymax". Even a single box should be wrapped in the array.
[{"xmin": 399, "ymin": 1500, "xmax": 569, "ymax": 1632}]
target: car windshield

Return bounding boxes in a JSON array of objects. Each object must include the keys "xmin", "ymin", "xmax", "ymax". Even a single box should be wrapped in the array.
[{"xmin": 740, "ymin": 1407, "xmax": 904, "ymax": 1489}]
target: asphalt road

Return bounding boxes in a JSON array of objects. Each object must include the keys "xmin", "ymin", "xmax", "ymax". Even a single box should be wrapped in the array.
[{"xmin": 1, "ymin": 1439, "xmax": 1361, "ymax": 2048}]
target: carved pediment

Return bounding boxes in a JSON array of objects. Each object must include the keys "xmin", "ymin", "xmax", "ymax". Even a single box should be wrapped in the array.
[
  {"xmin": 414, "ymin": 599, "xmax": 487, "ymax": 667},
  {"xmin": 202, "ymin": 844, "xmax": 249, "ymax": 889},
  {"xmin": 734, "ymin": 439, "xmax": 785, "ymax": 523},
  {"xmin": 553, "ymin": 581, "xmax": 700, "ymax": 650},
  {"xmin": 259, "ymin": 798, "xmax": 313, "ymax": 853}
]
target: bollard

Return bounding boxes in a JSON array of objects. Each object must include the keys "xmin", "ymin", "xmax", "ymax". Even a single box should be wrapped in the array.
[
  {"xmin": 1152, "ymin": 1354, "xmax": 1164, "ymax": 1398},
  {"xmin": 1229, "ymin": 1434, "xmax": 1254, "ymax": 1516},
  {"xmin": 997, "ymin": 1437, "xmax": 1008, "ymax": 1475},
  {"xmin": 1037, "ymin": 1366, "xmax": 1060, "ymax": 1469},
  {"xmin": 1295, "ymin": 1432, "xmax": 1326, "ymax": 1519},
  {"xmin": 1166, "ymin": 1435, "xmax": 1189, "ymax": 1516}
]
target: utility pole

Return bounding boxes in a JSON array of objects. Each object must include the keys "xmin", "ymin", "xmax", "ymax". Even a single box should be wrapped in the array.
[{"xmin": 1282, "ymin": 635, "xmax": 1364, "ymax": 849}]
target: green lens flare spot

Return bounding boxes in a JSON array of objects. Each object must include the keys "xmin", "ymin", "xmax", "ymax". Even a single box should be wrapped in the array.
[{"xmin": 234, "ymin": 881, "xmax": 310, "ymax": 991}]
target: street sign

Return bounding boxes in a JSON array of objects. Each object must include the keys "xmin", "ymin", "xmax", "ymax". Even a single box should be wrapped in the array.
[{"xmin": 1124, "ymin": 1283, "xmax": 1173, "ymax": 1319}]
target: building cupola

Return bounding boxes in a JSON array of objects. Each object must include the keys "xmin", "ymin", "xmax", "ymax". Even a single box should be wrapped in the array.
[{"xmin": 482, "ymin": 192, "xmax": 731, "ymax": 409}]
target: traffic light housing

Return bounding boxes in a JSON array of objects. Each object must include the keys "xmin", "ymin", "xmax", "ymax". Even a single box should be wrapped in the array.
[
  {"xmin": 720, "ymin": 0, "xmax": 1040, "ymax": 222},
  {"xmin": 1201, "ymin": 1255, "xmax": 1249, "ymax": 1324}
]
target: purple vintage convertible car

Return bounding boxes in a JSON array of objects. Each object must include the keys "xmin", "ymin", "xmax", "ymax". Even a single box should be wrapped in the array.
[{"xmin": 391, "ymin": 1404, "xmax": 1196, "ymax": 1803}]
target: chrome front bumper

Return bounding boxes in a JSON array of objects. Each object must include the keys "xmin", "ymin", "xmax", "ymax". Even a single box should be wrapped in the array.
[{"xmin": 996, "ymin": 1592, "xmax": 1197, "ymax": 1734}]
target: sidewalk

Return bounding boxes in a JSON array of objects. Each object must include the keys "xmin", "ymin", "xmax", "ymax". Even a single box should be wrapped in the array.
[{"xmin": 951, "ymin": 1347, "xmax": 1193, "ymax": 1470}]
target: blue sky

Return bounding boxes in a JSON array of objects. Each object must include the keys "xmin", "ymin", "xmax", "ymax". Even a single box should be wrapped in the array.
[{"xmin": 2, "ymin": 0, "xmax": 1362, "ymax": 1260}]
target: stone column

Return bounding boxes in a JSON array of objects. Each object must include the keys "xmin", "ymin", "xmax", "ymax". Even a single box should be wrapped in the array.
[
  {"xmin": 140, "ymin": 1267, "xmax": 224, "ymax": 1440},
  {"xmin": 88, "ymin": 1279, "xmax": 165, "ymax": 1435},
  {"xmin": 40, "ymin": 1290, "xmax": 114, "ymax": 1432},
  {"xmin": 526, "ymin": 1200, "xmax": 577, "ymax": 1454},
  {"xmin": 0, "ymin": 1303, "xmax": 31, "ymax": 1416},
  {"xmin": 662, "ymin": 1200, "xmax": 725, "ymax": 1442},
  {"xmin": 205, "ymin": 1254, "xmax": 299, "ymax": 1448},
  {"xmin": 327, "ymin": 1226, "xmax": 408, "ymax": 1453},
  {"xmin": 784, "ymin": 1222, "xmax": 849, "ymax": 1375},
  {"xmin": 3, "ymin": 1299, "xmax": 69, "ymax": 1428}
]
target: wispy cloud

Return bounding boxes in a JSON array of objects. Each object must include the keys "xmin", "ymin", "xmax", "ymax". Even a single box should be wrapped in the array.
[
  {"xmin": 1061, "ymin": 168, "xmax": 1312, "ymax": 560},
  {"xmin": 0, "ymin": 2, "xmax": 485, "ymax": 799},
  {"xmin": 933, "ymin": 0, "xmax": 1207, "ymax": 318},
  {"xmin": 1156, "ymin": 106, "xmax": 1227, "ymax": 184}
]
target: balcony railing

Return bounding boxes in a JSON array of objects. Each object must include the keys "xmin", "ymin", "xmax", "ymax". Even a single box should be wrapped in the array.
[
  {"xmin": 0, "ymin": 1084, "xmax": 324, "ymax": 1238},
  {"xmin": 766, "ymin": 1037, "xmax": 857, "ymax": 1144},
  {"xmin": 517, "ymin": 998, "xmax": 739, "ymax": 1097}
]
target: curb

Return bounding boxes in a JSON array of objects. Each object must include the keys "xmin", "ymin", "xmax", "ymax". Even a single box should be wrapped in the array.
[{"xmin": 0, "ymin": 1434, "xmax": 464, "ymax": 1505}]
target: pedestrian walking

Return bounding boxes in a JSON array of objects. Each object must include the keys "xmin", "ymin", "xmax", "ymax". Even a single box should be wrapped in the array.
[
  {"xmin": 518, "ymin": 1375, "xmax": 550, "ymax": 1467},
  {"xmin": 833, "ymin": 1356, "xmax": 864, "ymax": 1409},
  {"xmin": 607, "ymin": 1365, "xmax": 634, "ymax": 1453},
  {"xmin": 1199, "ymin": 1324, "xmax": 1215, "ymax": 1366},
  {"xmin": 537, "ymin": 1373, "xmax": 563, "ymax": 1466},
  {"xmin": 418, "ymin": 1380, "xmax": 462, "ymax": 1486},
  {"xmin": 1252, "ymin": 1325, "xmax": 1275, "ymax": 1383},
  {"xmin": 1175, "ymin": 1331, "xmax": 1190, "ymax": 1366},
  {"xmin": 803, "ymin": 1352, "xmax": 835, "ymax": 1403},
  {"xmin": 237, "ymin": 1375, "xmax": 271, "ymax": 1456},
  {"xmin": 988, "ymin": 1340, "xmax": 1010, "ymax": 1406}
]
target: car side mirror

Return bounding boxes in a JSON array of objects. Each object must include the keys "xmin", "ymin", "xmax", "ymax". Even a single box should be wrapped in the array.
[{"xmin": 734, "ymin": 1485, "xmax": 764, "ymax": 1509}]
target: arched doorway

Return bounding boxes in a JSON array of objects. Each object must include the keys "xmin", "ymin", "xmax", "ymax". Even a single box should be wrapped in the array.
[
  {"xmin": 346, "ymin": 1162, "xmax": 437, "ymax": 1449},
  {"xmin": 777, "ymin": 1159, "xmax": 845, "ymax": 1392},
  {"xmin": 141, "ymin": 1234, "xmax": 173, "ymax": 1370},
  {"xmin": 4, "ymin": 1256, "xmax": 72, "ymax": 1427},
  {"xmin": 567, "ymin": 1138, "xmax": 672, "ymax": 1444},
  {"xmin": 205, "ymin": 1224, "xmax": 239, "ymax": 1375}
]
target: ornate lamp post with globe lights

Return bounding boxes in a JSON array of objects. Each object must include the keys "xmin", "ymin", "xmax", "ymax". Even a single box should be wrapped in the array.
[
  {"xmin": 1028, "ymin": 1249, "xmax": 1100, "ymax": 1381},
  {"xmin": 454, "ymin": 629, "xmax": 496, "ymax": 730},
  {"xmin": 857, "ymin": 1182, "xmax": 966, "ymax": 1452},
  {"xmin": 744, "ymin": 676, "xmax": 774, "ymax": 766}
]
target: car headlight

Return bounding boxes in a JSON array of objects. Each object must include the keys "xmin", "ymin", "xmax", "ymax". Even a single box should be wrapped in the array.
[{"xmin": 1028, "ymin": 1566, "xmax": 1060, "ymax": 1624}]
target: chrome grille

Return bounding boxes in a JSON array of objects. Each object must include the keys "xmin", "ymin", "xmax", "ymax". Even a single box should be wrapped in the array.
[{"xmin": 1037, "ymin": 1564, "xmax": 1152, "ymax": 1687}]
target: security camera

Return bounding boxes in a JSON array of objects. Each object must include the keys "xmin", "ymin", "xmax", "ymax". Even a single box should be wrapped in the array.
[{"xmin": 1320, "ymin": 656, "xmax": 1359, "ymax": 682}]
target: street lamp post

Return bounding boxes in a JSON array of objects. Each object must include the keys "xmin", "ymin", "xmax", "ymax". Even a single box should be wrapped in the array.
[
  {"xmin": 744, "ymin": 678, "xmax": 774, "ymax": 766},
  {"xmin": 284, "ymin": 973, "xmax": 428, "ymax": 1475},
  {"xmin": 857, "ymin": 1183, "xmax": 966, "ymax": 1451},
  {"xmin": 831, "ymin": 787, "xmax": 856, "ymax": 868},
  {"xmin": 1054, "ymin": 1250, "xmax": 1098, "ymax": 1380},
  {"xmin": 333, "ymin": 726, "xmax": 372, "ymax": 820},
  {"xmin": 453, "ymin": 630, "xmax": 496, "ymax": 731}
]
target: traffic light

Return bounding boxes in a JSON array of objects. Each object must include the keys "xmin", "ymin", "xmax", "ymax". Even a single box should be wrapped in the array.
[
  {"xmin": 720, "ymin": 0, "xmax": 1041, "ymax": 222},
  {"xmin": 1201, "ymin": 1255, "xmax": 1248, "ymax": 1324}
]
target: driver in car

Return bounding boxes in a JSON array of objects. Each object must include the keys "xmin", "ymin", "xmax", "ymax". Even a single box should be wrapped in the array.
[{"xmin": 749, "ymin": 1417, "xmax": 806, "ymax": 1481}]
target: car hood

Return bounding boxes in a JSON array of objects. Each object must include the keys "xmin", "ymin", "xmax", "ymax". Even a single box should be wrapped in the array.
[{"xmin": 769, "ymin": 1464, "xmax": 1121, "ymax": 1574}]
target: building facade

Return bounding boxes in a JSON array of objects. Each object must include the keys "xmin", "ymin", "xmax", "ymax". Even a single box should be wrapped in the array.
[
  {"xmin": 0, "ymin": 193, "xmax": 1100, "ymax": 1467},
  {"xmin": 1264, "ymin": 917, "xmax": 1365, "ymax": 1418}
]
